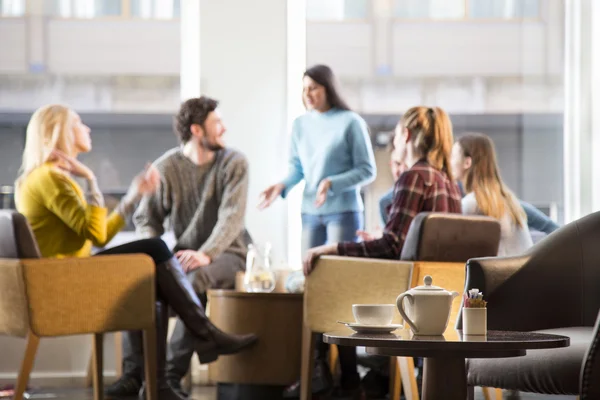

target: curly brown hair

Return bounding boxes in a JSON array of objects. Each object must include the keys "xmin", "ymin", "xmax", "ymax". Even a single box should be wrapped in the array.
[{"xmin": 174, "ymin": 96, "xmax": 219, "ymax": 143}]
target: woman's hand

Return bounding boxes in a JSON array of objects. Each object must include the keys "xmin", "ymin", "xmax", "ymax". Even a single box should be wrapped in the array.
[
  {"xmin": 303, "ymin": 243, "xmax": 338, "ymax": 276},
  {"xmin": 258, "ymin": 183, "xmax": 285, "ymax": 210},
  {"xmin": 132, "ymin": 164, "xmax": 160, "ymax": 196},
  {"xmin": 356, "ymin": 228, "xmax": 383, "ymax": 242},
  {"xmin": 356, "ymin": 230, "xmax": 375, "ymax": 242},
  {"xmin": 50, "ymin": 150, "xmax": 95, "ymax": 180},
  {"xmin": 314, "ymin": 178, "xmax": 332, "ymax": 208}
]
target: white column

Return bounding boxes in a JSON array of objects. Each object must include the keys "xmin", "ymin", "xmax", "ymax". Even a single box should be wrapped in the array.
[
  {"xmin": 591, "ymin": 1, "xmax": 600, "ymax": 212},
  {"xmin": 180, "ymin": 0, "xmax": 306, "ymax": 267},
  {"xmin": 27, "ymin": 0, "xmax": 46, "ymax": 72},
  {"xmin": 563, "ymin": 0, "xmax": 600, "ymax": 222},
  {"xmin": 179, "ymin": 0, "xmax": 201, "ymax": 100}
]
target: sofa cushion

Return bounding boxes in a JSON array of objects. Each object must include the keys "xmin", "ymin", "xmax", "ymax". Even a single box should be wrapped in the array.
[{"xmin": 467, "ymin": 327, "xmax": 592, "ymax": 395}]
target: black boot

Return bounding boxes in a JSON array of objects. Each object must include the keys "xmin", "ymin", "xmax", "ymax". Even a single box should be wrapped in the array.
[
  {"xmin": 156, "ymin": 257, "xmax": 258, "ymax": 363},
  {"xmin": 105, "ymin": 374, "xmax": 141, "ymax": 397},
  {"xmin": 282, "ymin": 358, "xmax": 333, "ymax": 398},
  {"xmin": 105, "ymin": 331, "xmax": 143, "ymax": 397},
  {"xmin": 139, "ymin": 301, "xmax": 187, "ymax": 400}
]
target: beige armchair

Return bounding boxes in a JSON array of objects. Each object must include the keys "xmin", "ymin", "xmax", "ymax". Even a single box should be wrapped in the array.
[
  {"xmin": 303, "ymin": 213, "xmax": 501, "ymax": 400},
  {"xmin": 393, "ymin": 212, "xmax": 502, "ymax": 400},
  {"xmin": 0, "ymin": 211, "xmax": 158, "ymax": 400},
  {"xmin": 301, "ymin": 255, "xmax": 414, "ymax": 400}
]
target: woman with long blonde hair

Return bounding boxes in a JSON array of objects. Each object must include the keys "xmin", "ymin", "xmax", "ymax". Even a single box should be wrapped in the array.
[
  {"xmin": 16, "ymin": 104, "xmax": 257, "ymax": 400},
  {"xmin": 451, "ymin": 132, "xmax": 533, "ymax": 256},
  {"xmin": 304, "ymin": 106, "xmax": 462, "ymax": 269}
]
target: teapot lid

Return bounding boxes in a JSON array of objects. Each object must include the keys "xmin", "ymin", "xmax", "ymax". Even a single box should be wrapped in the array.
[{"xmin": 413, "ymin": 275, "xmax": 443, "ymax": 291}]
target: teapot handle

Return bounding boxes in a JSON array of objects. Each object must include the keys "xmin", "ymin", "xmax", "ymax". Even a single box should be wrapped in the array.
[{"xmin": 396, "ymin": 293, "xmax": 418, "ymax": 333}]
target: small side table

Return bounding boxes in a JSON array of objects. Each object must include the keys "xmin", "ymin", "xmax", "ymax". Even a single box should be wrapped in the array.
[
  {"xmin": 324, "ymin": 328, "xmax": 570, "ymax": 400},
  {"xmin": 207, "ymin": 289, "xmax": 303, "ymax": 386}
]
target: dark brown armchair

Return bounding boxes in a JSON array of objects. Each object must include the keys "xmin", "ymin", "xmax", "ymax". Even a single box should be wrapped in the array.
[{"xmin": 458, "ymin": 210, "xmax": 600, "ymax": 399}]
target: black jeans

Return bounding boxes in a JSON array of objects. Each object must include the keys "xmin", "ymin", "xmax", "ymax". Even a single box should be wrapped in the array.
[
  {"xmin": 96, "ymin": 237, "xmax": 180, "ymax": 380},
  {"xmin": 316, "ymin": 334, "xmax": 358, "ymax": 385},
  {"xmin": 97, "ymin": 237, "xmax": 173, "ymax": 264}
]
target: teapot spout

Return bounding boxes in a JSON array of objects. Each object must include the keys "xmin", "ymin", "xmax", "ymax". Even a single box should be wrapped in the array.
[{"xmin": 451, "ymin": 291, "xmax": 460, "ymax": 299}]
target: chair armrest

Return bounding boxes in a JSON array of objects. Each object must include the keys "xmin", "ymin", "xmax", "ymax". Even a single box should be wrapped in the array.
[
  {"xmin": 581, "ymin": 310, "xmax": 600, "ymax": 399},
  {"xmin": 22, "ymin": 254, "xmax": 156, "ymax": 337},
  {"xmin": 0, "ymin": 258, "xmax": 28, "ymax": 337},
  {"xmin": 305, "ymin": 256, "xmax": 413, "ymax": 332},
  {"xmin": 458, "ymin": 252, "xmax": 583, "ymax": 331}
]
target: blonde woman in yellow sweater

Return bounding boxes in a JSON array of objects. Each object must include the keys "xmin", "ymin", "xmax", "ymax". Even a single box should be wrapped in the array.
[{"xmin": 16, "ymin": 104, "xmax": 257, "ymax": 400}]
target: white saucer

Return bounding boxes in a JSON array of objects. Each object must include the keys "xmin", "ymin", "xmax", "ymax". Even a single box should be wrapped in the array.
[{"xmin": 338, "ymin": 321, "xmax": 403, "ymax": 334}]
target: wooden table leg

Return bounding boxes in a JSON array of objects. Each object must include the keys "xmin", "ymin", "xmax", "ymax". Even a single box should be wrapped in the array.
[
  {"xmin": 92, "ymin": 333, "xmax": 104, "ymax": 400},
  {"xmin": 422, "ymin": 357, "xmax": 466, "ymax": 400}
]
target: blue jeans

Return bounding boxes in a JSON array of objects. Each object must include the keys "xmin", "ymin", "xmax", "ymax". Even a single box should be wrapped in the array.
[
  {"xmin": 301, "ymin": 211, "xmax": 364, "ymax": 254},
  {"xmin": 301, "ymin": 211, "xmax": 363, "ymax": 384}
]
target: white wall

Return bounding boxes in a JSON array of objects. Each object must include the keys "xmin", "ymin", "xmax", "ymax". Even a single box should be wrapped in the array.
[
  {"xmin": 306, "ymin": 22, "xmax": 373, "ymax": 78},
  {"xmin": 0, "ymin": 19, "xmax": 27, "ymax": 73},
  {"xmin": 0, "ymin": 335, "xmax": 119, "ymax": 386},
  {"xmin": 391, "ymin": 22, "xmax": 546, "ymax": 77},
  {"xmin": 0, "ymin": 18, "xmax": 179, "ymax": 76},
  {"xmin": 47, "ymin": 20, "xmax": 179, "ymax": 75}
]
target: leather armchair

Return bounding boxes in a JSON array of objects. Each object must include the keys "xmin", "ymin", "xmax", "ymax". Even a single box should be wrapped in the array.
[{"xmin": 458, "ymin": 210, "xmax": 600, "ymax": 399}]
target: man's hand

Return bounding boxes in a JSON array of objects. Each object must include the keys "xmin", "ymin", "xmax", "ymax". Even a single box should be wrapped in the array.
[
  {"xmin": 303, "ymin": 244, "xmax": 338, "ymax": 276},
  {"xmin": 175, "ymin": 250, "xmax": 211, "ymax": 272}
]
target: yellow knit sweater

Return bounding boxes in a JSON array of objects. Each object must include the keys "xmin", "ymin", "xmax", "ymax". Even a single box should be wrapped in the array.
[{"xmin": 16, "ymin": 163, "xmax": 125, "ymax": 258}]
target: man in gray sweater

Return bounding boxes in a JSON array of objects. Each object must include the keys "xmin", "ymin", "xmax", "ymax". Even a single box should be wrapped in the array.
[{"xmin": 106, "ymin": 96, "xmax": 251, "ymax": 398}]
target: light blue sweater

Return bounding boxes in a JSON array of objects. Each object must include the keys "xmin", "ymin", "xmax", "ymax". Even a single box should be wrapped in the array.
[{"xmin": 281, "ymin": 108, "xmax": 376, "ymax": 215}]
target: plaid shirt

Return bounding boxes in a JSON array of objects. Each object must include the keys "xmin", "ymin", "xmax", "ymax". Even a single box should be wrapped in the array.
[{"xmin": 338, "ymin": 160, "xmax": 462, "ymax": 259}]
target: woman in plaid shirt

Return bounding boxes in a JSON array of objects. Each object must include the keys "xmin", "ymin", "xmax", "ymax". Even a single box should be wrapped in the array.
[{"xmin": 303, "ymin": 106, "xmax": 463, "ymax": 274}]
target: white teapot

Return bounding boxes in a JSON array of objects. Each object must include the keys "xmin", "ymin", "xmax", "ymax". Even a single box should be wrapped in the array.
[{"xmin": 396, "ymin": 275, "xmax": 459, "ymax": 335}]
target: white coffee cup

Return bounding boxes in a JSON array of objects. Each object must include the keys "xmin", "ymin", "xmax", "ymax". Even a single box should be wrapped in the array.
[{"xmin": 352, "ymin": 304, "xmax": 395, "ymax": 325}]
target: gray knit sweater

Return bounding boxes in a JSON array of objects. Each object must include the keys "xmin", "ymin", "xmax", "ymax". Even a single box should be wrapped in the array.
[{"xmin": 133, "ymin": 147, "xmax": 250, "ymax": 260}]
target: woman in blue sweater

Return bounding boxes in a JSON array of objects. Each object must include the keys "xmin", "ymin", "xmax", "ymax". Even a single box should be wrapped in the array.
[{"xmin": 259, "ymin": 64, "xmax": 376, "ymax": 398}]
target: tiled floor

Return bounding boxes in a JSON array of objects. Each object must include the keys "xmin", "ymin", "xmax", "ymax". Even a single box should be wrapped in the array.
[
  {"xmin": 16, "ymin": 386, "xmax": 578, "ymax": 400},
  {"xmin": 15, "ymin": 386, "xmax": 216, "ymax": 400}
]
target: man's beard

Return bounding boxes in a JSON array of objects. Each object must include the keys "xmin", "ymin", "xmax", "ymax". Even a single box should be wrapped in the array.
[{"xmin": 200, "ymin": 137, "xmax": 224, "ymax": 152}]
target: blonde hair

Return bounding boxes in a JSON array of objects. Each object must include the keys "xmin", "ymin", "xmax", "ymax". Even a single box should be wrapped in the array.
[
  {"xmin": 401, "ymin": 106, "xmax": 454, "ymax": 180},
  {"xmin": 457, "ymin": 133, "xmax": 526, "ymax": 227},
  {"xmin": 15, "ymin": 104, "xmax": 74, "ymax": 190}
]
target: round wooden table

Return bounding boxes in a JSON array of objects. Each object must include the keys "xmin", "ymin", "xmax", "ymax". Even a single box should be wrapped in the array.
[
  {"xmin": 324, "ymin": 328, "xmax": 569, "ymax": 400},
  {"xmin": 207, "ymin": 289, "xmax": 303, "ymax": 386}
]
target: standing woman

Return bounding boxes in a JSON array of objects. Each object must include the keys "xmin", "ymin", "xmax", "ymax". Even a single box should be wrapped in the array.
[
  {"xmin": 259, "ymin": 65, "xmax": 376, "ymax": 398},
  {"xmin": 304, "ymin": 106, "xmax": 462, "ymax": 267},
  {"xmin": 15, "ymin": 104, "xmax": 257, "ymax": 400},
  {"xmin": 451, "ymin": 133, "xmax": 533, "ymax": 256}
]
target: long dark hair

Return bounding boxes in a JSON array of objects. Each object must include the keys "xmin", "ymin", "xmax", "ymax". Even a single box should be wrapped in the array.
[{"xmin": 303, "ymin": 64, "xmax": 351, "ymax": 111}]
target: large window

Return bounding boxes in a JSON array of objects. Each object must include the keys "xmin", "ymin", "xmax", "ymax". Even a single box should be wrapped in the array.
[
  {"xmin": 469, "ymin": 0, "xmax": 539, "ymax": 19},
  {"xmin": 45, "ymin": 0, "xmax": 122, "ymax": 18},
  {"xmin": 394, "ymin": 0, "xmax": 540, "ymax": 19},
  {"xmin": 0, "ymin": 0, "xmax": 25, "ymax": 16},
  {"xmin": 43, "ymin": 0, "xmax": 180, "ymax": 19},
  {"xmin": 306, "ymin": 0, "xmax": 368, "ymax": 21},
  {"xmin": 131, "ymin": 0, "xmax": 180, "ymax": 19}
]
